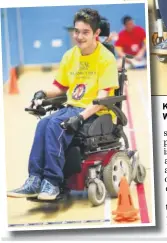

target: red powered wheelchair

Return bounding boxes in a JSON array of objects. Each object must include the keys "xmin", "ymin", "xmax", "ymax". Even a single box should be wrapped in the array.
[{"xmin": 25, "ymin": 55, "xmax": 146, "ymax": 206}]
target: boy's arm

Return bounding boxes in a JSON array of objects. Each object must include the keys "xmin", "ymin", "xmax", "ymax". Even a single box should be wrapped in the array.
[
  {"xmin": 60, "ymin": 89, "xmax": 110, "ymax": 133},
  {"xmin": 44, "ymin": 81, "xmax": 68, "ymax": 98},
  {"xmin": 80, "ymin": 89, "xmax": 110, "ymax": 120}
]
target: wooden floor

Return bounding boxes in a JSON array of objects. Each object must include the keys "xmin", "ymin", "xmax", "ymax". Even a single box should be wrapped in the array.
[{"xmin": 4, "ymin": 68, "xmax": 155, "ymax": 230}]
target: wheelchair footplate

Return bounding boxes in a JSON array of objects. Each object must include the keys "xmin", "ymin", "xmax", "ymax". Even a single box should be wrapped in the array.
[{"xmin": 27, "ymin": 194, "xmax": 64, "ymax": 203}]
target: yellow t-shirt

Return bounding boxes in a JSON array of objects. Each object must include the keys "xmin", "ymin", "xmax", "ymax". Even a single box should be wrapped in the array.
[{"xmin": 54, "ymin": 42, "xmax": 119, "ymax": 117}]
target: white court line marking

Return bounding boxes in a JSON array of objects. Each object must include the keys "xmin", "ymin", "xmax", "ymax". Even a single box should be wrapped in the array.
[{"xmin": 104, "ymin": 195, "xmax": 111, "ymax": 225}]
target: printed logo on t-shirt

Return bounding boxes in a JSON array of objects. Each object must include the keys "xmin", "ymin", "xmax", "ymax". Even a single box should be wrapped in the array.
[
  {"xmin": 131, "ymin": 44, "xmax": 139, "ymax": 52},
  {"xmin": 72, "ymin": 84, "xmax": 86, "ymax": 100},
  {"xmin": 79, "ymin": 61, "xmax": 89, "ymax": 71}
]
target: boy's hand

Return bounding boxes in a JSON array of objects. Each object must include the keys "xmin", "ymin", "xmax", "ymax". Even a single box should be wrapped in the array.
[
  {"xmin": 32, "ymin": 90, "xmax": 47, "ymax": 101},
  {"xmin": 61, "ymin": 115, "xmax": 84, "ymax": 133},
  {"xmin": 31, "ymin": 90, "xmax": 47, "ymax": 108}
]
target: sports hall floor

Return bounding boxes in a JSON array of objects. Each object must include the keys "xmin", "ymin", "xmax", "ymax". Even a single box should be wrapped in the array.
[{"xmin": 3, "ymin": 66, "xmax": 155, "ymax": 230}]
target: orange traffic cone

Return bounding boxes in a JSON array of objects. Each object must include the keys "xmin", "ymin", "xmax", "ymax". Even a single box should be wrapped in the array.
[
  {"xmin": 8, "ymin": 68, "xmax": 19, "ymax": 94},
  {"xmin": 112, "ymin": 177, "xmax": 139, "ymax": 222}
]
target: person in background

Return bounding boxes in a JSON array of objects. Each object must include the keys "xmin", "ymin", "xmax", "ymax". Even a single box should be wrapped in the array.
[{"xmin": 106, "ymin": 16, "xmax": 146, "ymax": 69}]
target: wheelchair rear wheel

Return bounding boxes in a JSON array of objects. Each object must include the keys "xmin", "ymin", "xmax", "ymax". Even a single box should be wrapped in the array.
[
  {"xmin": 103, "ymin": 151, "xmax": 132, "ymax": 198},
  {"xmin": 88, "ymin": 180, "xmax": 106, "ymax": 206}
]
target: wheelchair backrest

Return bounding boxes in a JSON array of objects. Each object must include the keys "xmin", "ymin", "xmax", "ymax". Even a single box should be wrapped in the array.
[{"xmin": 102, "ymin": 42, "xmax": 115, "ymax": 56}]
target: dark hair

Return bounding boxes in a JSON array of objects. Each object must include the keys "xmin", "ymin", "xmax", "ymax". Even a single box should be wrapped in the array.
[
  {"xmin": 99, "ymin": 16, "xmax": 110, "ymax": 36},
  {"xmin": 73, "ymin": 8, "xmax": 101, "ymax": 33},
  {"xmin": 122, "ymin": 15, "xmax": 133, "ymax": 25}
]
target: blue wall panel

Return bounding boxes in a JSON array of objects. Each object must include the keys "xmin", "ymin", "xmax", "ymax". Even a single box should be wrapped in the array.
[
  {"xmin": 1, "ymin": 8, "xmax": 20, "ymax": 82},
  {"xmin": 1, "ymin": 9, "xmax": 9, "ymax": 82},
  {"xmin": 7, "ymin": 8, "xmax": 20, "ymax": 67},
  {"xmin": 1, "ymin": 3, "xmax": 146, "ymax": 82},
  {"xmin": 21, "ymin": 21, "xmax": 67, "ymax": 64}
]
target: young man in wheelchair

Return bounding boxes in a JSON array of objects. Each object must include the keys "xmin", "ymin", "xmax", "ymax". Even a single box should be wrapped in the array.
[{"xmin": 7, "ymin": 8, "xmax": 119, "ymax": 200}]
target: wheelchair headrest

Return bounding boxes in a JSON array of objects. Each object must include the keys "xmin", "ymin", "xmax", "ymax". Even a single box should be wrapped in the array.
[{"xmin": 99, "ymin": 17, "xmax": 110, "ymax": 37}]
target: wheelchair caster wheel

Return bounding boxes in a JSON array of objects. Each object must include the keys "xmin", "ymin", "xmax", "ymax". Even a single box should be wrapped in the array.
[
  {"xmin": 134, "ymin": 164, "xmax": 146, "ymax": 184},
  {"xmin": 88, "ymin": 179, "xmax": 106, "ymax": 206},
  {"xmin": 103, "ymin": 151, "xmax": 132, "ymax": 198}
]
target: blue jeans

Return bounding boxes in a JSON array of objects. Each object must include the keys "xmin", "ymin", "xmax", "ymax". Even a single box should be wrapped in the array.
[
  {"xmin": 28, "ymin": 106, "xmax": 85, "ymax": 186},
  {"xmin": 28, "ymin": 106, "xmax": 97, "ymax": 186}
]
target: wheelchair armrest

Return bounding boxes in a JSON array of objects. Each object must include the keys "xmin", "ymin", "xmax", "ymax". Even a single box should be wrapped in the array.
[
  {"xmin": 93, "ymin": 95, "xmax": 126, "ymax": 106},
  {"xmin": 109, "ymin": 105, "xmax": 127, "ymax": 126},
  {"xmin": 93, "ymin": 96, "xmax": 127, "ymax": 126},
  {"xmin": 42, "ymin": 94, "xmax": 67, "ymax": 107}
]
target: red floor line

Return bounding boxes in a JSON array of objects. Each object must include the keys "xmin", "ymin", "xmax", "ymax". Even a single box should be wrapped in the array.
[
  {"xmin": 136, "ymin": 183, "xmax": 150, "ymax": 223},
  {"xmin": 125, "ymin": 85, "xmax": 150, "ymax": 223}
]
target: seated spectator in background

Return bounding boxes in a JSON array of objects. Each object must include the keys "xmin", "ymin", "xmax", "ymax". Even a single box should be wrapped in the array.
[{"xmin": 107, "ymin": 16, "xmax": 146, "ymax": 69}]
